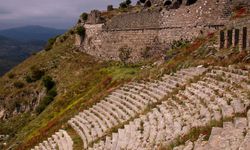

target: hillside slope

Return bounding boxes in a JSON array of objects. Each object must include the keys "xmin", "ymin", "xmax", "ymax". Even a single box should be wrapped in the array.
[
  {"xmin": 0, "ymin": 2, "xmax": 249, "ymax": 150},
  {"xmin": 0, "ymin": 23, "xmax": 249, "ymax": 149}
]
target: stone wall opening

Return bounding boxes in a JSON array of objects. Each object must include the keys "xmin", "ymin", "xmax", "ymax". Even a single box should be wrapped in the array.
[
  {"xmin": 186, "ymin": 0, "xmax": 197, "ymax": 6},
  {"xmin": 227, "ymin": 29, "xmax": 233, "ymax": 48},
  {"xmin": 234, "ymin": 29, "xmax": 240, "ymax": 47},
  {"xmin": 220, "ymin": 31, "xmax": 225, "ymax": 49},
  {"xmin": 243, "ymin": 27, "xmax": 247, "ymax": 49}
]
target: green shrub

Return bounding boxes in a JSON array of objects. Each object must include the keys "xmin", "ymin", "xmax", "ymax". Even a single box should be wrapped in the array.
[
  {"xmin": 171, "ymin": 39, "xmax": 190, "ymax": 50},
  {"xmin": 25, "ymin": 67, "xmax": 45, "ymax": 83},
  {"xmin": 47, "ymin": 87, "xmax": 57, "ymax": 97},
  {"xmin": 76, "ymin": 26, "xmax": 86, "ymax": 37},
  {"xmin": 30, "ymin": 67, "xmax": 45, "ymax": 82},
  {"xmin": 42, "ymin": 76, "xmax": 55, "ymax": 91},
  {"xmin": 8, "ymin": 73, "xmax": 15, "ymax": 79},
  {"xmin": 107, "ymin": 5, "xmax": 114, "ymax": 11},
  {"xmin": 14, "ymin": 81, "xmax": 24, "ymax": 89},
  {"xmin": 125, "ymin": 0, "xmax": 132, "ymax": 5},
  {"xmin": 25, "ymin": 75, "xmax": 33, "ymax": 83},
  {"xmin": 45, "ymin": 36, "xmax": 58, "ymax": 51},
  {"xmin": 144, "ymin": 0, "xmax": 152, "ymax": 7},
  {"xmin": 35, "ymin": 87, "xmax": 57, "ymax": 114},
  {"xmin": 35, "ymin": 95, "xmax": 54, "ymax": 114},
  {"xmin": 81, "ymin": 13, "xmax": 88, "ymax": 21},
  {"xmin": 120, "ymin": 2, "xmax": 128, "ymax": 8},
  {"xmin": 119, "ymin": 47, "xmax": 132, "ymax": 63},
  {"xmin": 69, "ymin": 30, "xmax": 75, "ymax": 35}
]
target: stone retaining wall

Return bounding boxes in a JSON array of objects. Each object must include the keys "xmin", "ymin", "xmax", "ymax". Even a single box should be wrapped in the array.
[
  {"xmin": 218, "ymin": 17, "xmax": 250, "ymax": 50},
  {"xmin": 78, "ymin": 0, "xmax": 248, "ymax": 62}
]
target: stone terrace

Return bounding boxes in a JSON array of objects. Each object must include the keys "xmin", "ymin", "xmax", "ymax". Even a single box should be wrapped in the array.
[{"xmin": 31, "ymin": 65, "xmax": 250, "ymax": 150}]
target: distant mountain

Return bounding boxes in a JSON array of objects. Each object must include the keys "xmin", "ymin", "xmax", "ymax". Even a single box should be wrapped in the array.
[
  {"xmin": 0, "ymin": 25, "xmax": 66, "ymax": 42},
  {"xmin": 0, "ymin": 26, "xmax": 66, "ymax": 76},
  {"xmin": 0, "ymin": 35, "xmax": 44, "ymax": 76}
]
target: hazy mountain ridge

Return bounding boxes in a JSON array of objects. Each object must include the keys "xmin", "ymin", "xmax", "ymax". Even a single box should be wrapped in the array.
[
  {"xmin": 0, "ymin": 26, "xmax": 66, "ymax": 76},
  {"xmin": 0, "ymin": 25, "xmax": 66, "ymax": 42}
]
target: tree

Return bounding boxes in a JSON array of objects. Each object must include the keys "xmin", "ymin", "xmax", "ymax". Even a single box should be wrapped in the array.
[
  {"xmin": 30, "ymin": 66, "xmax": 45, "ymax": 81},
  {"xmin": 81, "ymin": 13, "xmax": 88, "ymax": 21},
  {"xmin": 107, "ymin": 5, "xmax": 114, "ymax": 11},
  {"xmin": 42, "ymin": 76, "xmax": 55, "ymax": 91},
  {"xmin": 45, "ymin": 36, "xmax": 58, "ymax": 51},
  {"xmin": 126, "ymin": 0, "xmax": 132, "ymax": 5},
  {"xmin": 119, "ymin": 2, "xmax": 128, "ymax": 8},
  {"xmin": 76, "ymin": 26, "xmax": 86, "ymax": 37},
  {"xmin": 144, "ymin": 0, "xmax": 152, "ymax": 7}
]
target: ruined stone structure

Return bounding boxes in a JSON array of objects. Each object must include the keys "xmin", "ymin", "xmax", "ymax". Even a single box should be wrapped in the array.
[
  {"xmin": 76, "ymin": 0, "xmax": 238, "ymax": 62},
  {"xmin": 219, "ymin": 17, "xmax": 250, "ymax": 50}
]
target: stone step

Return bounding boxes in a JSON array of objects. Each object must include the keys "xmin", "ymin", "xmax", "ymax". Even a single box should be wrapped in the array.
[
  {"xmin": 31, "ymin": 130, "xmax": 73, "ymax": 150},
  {"xmin": 98, "ymin": 101, "xmax": 123, "ymax": 123}
]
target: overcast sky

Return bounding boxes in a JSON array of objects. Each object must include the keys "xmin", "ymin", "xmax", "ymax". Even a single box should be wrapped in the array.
[{"xmin": 0, "ymin": 0, "xmax": 137, "ymax": 30}]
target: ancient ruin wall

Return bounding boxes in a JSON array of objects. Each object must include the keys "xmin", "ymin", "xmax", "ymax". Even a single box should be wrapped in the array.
[
  {"xmin": 104, "ymin": 10, "xmax": 161, "ymax": 30},
  {"xmin": 218, "ymin": 17, "xmax": 250, "ymax": 50},
  {"xmin": 78, "ymin": 0, "xmax": 237, "ymax": 62}
]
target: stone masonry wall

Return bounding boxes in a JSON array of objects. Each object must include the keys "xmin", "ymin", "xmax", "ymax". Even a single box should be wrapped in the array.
[
  {"xmin": 78, "ymin": 0, "xmax": 246, "ymax": 62},
  {"xmin": 218, "ymin": 16, "xmax": 250, "ymax": 50},
  {"xmin": 104, "ymin": 10, "xmax": 161, "ymax": 30}
]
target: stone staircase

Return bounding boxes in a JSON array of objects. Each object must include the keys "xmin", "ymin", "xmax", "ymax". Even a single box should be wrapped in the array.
[{"xmin": 31, "ymin": 65, "xmax": 250, "ymax": 150}]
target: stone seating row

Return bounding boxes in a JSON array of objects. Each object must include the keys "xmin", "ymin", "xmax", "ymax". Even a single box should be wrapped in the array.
[
  {"xmin": 90, "ymin": 66, "xmax": 249, "ymax": 149},
  {"xmin": 68, "ymin": 67, "xmax": 207, "ymax": 149},
  {"xmin": 32, "ymin": 66, "xmax": 249, "ymax": 149},
  {"xmin": 31, "ymin": 130, "xmax": 73, "ymax": 150}
]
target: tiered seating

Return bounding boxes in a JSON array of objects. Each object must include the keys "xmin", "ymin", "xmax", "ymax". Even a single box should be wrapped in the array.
[
  {"xmin": 90, "ymin": 66, "xmax": 250, "ymax": 150},
  {"xmin": 31, "ymin": 130, "xmax": 73, "ymax": 150},
  {"xmin": 31, "ymin": 66, "xmax": 249, "ymax": 150},
  {"xmin": 173, "ymin": 110, "xmax": 250, "ymax": 150},
  {"xmin": 68, "ymin": 67, "xmax": 207, "ymax": 148}
]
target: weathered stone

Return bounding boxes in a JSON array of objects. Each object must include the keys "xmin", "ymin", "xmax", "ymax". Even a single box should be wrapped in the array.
[{"xmin": 78, "ymin": 0, "xmax": 238, "ymax": 62}]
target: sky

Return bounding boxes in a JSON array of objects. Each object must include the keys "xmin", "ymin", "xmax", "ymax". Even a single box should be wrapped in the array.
[{"xmin": 0, "ymin": 0, "xmax": 137, "ymax": 30}]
